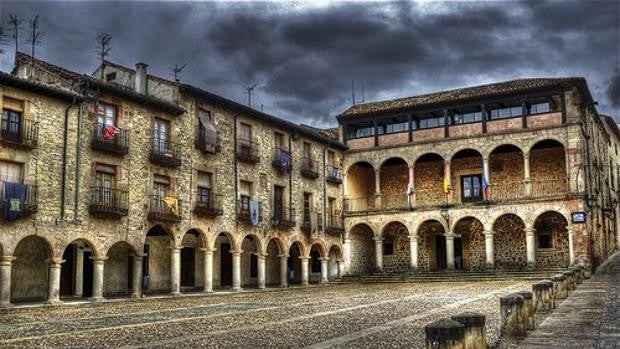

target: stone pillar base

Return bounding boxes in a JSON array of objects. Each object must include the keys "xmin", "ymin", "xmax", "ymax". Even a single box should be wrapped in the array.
[
  {"xmin": 171, "ymin": 292, "xmax": 182, "ymax": 297},
  {"xmin": 89, "ymin": 297, "xmax": 104, "ymax": 303},
  {"xmin": 0, "ymin": 302, "xmax": 14, "ymax": 309},
  {"xmin": 46, "ymin": 300, "xmax": 63, "ymax": 306}
]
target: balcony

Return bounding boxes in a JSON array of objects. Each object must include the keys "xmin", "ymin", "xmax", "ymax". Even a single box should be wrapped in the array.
[
  {"xmin": 0, "ymin": 119, "xmax": 38, "ymax": 149},
  {"xmin": 301, "ymin": 212, "xmax": 322, "ymax": 235},
  {"xmin": 530, "ymin": 179, "xmax": 568, "ymax": 198},
  {"xmin": 325, "ymin": 214, "xmax": 344, "ymax": 235},
  {"xmin": 91, "ymin": 123, "xmax": 129, "ymax": 155},
  {"xmin": 300, "ymin": 157, "xmax": 319, "ymax": 180},
  {"xmin": 88, "ymin": 186, "xmax": 128, "ymax": 218},
  {"xmin": 344, "ymin": 196, "xmax": 375, "ymax": 213},
  {"xmin": 237, "ymin": 199, "xmax": 262, "ymax": 224},
  {"xmin": 195, "ymin": 127, "xmax": 220, "ymax": 154},
  {"xmin": 193, "ymin": 191, "xmax": 223, "ymax": 218},
  {"xmin": 150, "ymin": 138, "xmax": 181, "ymax": 168},
  {"xmin": 272, "ymin": 147, "xmax": 292, "ymax": 174},
  {"xmin": 271, "ymin": 206, "xmax": 296, "ymax": 229},
  {"xmin": 488, "ymin": 182, "xmax": 526, "ymax": 202},
  {"xmin": 325, "ymin": 164, "xmax": 342, "ymax": 184},
  {"xmin": 236, "ymin": 138, "xmax": 260, "ymax": 164},
  {"xmin": 0, "ymin": 180, "xmax": 37, "ymax": 221},
  {"xmin": 148, "ymin": 194, "xmax": 181, "ymax": 223},
  {"xmin": 382, "ymin": 194, "xmax": 410, "ymax": 210}
]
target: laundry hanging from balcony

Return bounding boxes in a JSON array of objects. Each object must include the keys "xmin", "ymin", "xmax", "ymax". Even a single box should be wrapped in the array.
[
  {"xmin": 249, "ymin": 200, "xmax": 260, "ymax": 226},
  {"xmin": 102, "ymin": 123, "xmax": 119, "ymax": 140},
  {"xmin": 198, "ymin": 113, "xmax": 218, "ymax": 153},
  {"xmin": 2, "ymin": 181, "xmax": 26, "ymax": 221}
]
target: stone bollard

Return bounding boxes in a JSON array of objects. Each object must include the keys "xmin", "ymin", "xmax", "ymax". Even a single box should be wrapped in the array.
[
  {"xmin": 500, "ymin": 293, "xmax": 526, "ymax": 338},
  {"xmin": 571, "ymin": 266, "xmax": 583, "ymax": 284},
  {"xmin": 550, "ymin": 274, "xmax": 567, "ymax": 300},
  {"xmin": 451, "ymin": 312, "xmax": 486, "ymax": 349},
  {"xmin": 563, "ymin": 270, "xmax": 575, "ymax": 292},
  {"xmin": 515, "ymin": 291, "xmax": 535, "ymax": 330},
  {"xmin": 425, "ymin": 318, "xmax": 465, "ymax": 349},
  {"xmin": 532, "ymin": 281, "xmax": 553, "ymax": 312},
  {"xmin": 583, "ymin": 263, "xmax": 592, "ymax": 279}
]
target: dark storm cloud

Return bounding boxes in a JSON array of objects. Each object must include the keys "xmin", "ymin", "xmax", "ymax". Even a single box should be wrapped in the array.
[{"xmin": 0, "ymin": 1, "xmax": 618, "ymax": 126}]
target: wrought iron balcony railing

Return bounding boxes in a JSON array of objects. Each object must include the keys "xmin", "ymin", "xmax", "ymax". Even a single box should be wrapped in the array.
[
  {"xmin": 0, "ymin": 180, "xmax": 37, "ymax": 221},
  {"xmin": 0, "ymin": 119, "xmax": 38, "ymax": 148},
  {"xmin": 300, "ymin": 157, "xmax": 319, "ymax": 179},
  {"xmin": 91, "ymin": 123, "xmax": 129, "ymax": 155},
  {"xmin": 237, "ymin": 199, "xmax": 262, "ymax": 224},
  {"xmin": 236, "ymin": 138, "xmax": 260, "ymax": 164},
  {"xmin": 301, "ymin": 212, "xmax": 323, "ymax": 235},
  {"xmin": 150, "ymin": 138, "xmax": 181, "ymax": 168},
  {"xmin": 325, "ymin": 214, "xmax": 344, "ymax": 235},
  {"xmin": 325, "ymin": 164, "xmax": 342, "ymax": 184},
  {"xmin": 89, "ymin": 186, "xmax": 128, "ymax": 218},
  {"xmin": 148, "ymin": 194, "xmax": 181, "ymax": 223},
  {"xmin": 272, "ymin": 147, "xmax": 292, "ymax": 174},
  {"xmin": 193, "ymin": 191, "xmax": 223, "ymax": 218},
  {"xmin": 530, "ymin": 179, "xmax": 568, "ymax": 198},
  {"xmin": 272, "ymin": 206, "xmax": 296, "ymax": 229}
]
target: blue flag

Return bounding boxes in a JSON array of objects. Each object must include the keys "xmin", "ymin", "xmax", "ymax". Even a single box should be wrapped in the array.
[{"xmin": 249, "ymin": 200, "xmax": 260, "ymax": 226}]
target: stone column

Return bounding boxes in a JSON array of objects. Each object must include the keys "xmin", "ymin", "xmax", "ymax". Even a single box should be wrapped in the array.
[
  {"xmin": 202, "ymin": 248, "xmax": 213, "ymax": 293},
  {"xmin": 47, "ymin": 258, "xmax": 63, "ymax": 305},
  {"xmin": 409, "ymin": 235, "xmax": 419, "ymax": 271},
  {"xmin": 279, "ymin": 254, "xmax": 288, "ymax": 288},
  {"xmin": 74, "ymin": 246, "xmax": 84, "ymax": 297},
  {"xmin": 232, "ymin": 250, "xmax": 242, "ymax": 291},
  {"xmin": 300, "ymin": 256, "xmax": 310, "ymax": 286},
  {"xmin": 484, "ymin": 230, "xmax": 495, "ymax": 270},
  {"xmin": 131, "ymin": 255, "xmax": 143, "ymax": 298},
  {"xmin": 446, "ymin": 234, "xmax": 455, "ymax": 270},
  {"xmin": 525, "ymin": 227, "xmax": 536, "ymax": 269},
  {"xmin": 90, "ymin": 257, "xmax": 106, "ymax": 302},
  {"xmin": 523, "ymin": 153, "xmax": 532, "ymax": 197},
  {"xmin": 373, "ymin": 237, "xmax": 383, "ymax": 272},
  {"xmin": 170, "ymin": 247, "xmax": 181, "ymax": 296},
  {"xmin": 320, "ymin": 257, "xmax": 329, "ymax": 284},
  {"xmin": 565, "ymin": 149, "xmax": 572, "ymax": 192},
  {"xmin": 374, "ymin": 169, "xmax": 382, "ymax": 209},
  {"xmin": 0, "ymin": 256, "xmax": 15, "ymax": 308},
  {"xmin": 567, "ymin": 227, "xmax": 575, "ymax": 265},
  {"xmin": 257, "ymin": 254, "xmax": 266, "ymax": 289}
]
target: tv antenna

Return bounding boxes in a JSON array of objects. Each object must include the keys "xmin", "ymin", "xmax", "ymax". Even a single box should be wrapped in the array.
[
  {"xmin": 247, "ymin": 83, "xmax": 258, "ymax": 108},
  {"xmin": 25, "ymin": 15, "xmax": 44, "ymax": 77},
  {"xmin": 170, "ymin": 63, "xmax": 186, "ymax": 82},
  {"xmin": 95, "ymin": 32, "xmax": 112, "ymax": 79},
  {"xmin": 7, "ymin": 14, "xmax": 23, "ymax": 54}
]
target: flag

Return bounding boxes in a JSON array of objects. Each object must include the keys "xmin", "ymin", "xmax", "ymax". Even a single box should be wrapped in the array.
[
  {"xmin": 249, "ymin": 200, "xmax": 260, "ymax": 226},
  {"xmin": 162, "ymin": 196, "xmax": 178, "ymax": 216},
  {"xmin": 481, "ymin": 160, "xmax": 490, "ymax": 199},
  {"xmin": 443, "ymin": 161, "xmax": 451, "ymax": 194},
  {"xmin": 102, "ymin": 124, "xmax": 119, "ymax": 140}
]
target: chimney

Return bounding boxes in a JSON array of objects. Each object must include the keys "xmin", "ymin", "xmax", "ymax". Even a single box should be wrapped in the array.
[{"xmin": 135, "ymin": 62, "xmax": 148, "ymax": 94}]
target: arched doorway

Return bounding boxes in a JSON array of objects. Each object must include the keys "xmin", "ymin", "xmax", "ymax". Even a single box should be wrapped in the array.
[
  {"xmin": 530, "ymin": 140, "xmax": 567, "ymax": 197},
  {"xmin": 143, "ymin": 225, "xmax": 173, "ymax": 294},
  {"xmin": 345, "ymin": 162, "xmax": 375, "ymax": 212},
  {"xmin": 453, "ymin": 217, "xmax": 485, "ymax": 271},
  {"xmin": 451, "ymin": 149, "xmax": 484, "ymax": 203},
  {"xmin": 348, "ymin": 223, "xmax": 375, "ymax": 275},
  {"xmin": 381, "ymin": 221, "xmax": 410, "ymax": 273},
  {"xmin": 488, "ymin": 144, "xmax": 525, "ymax": 201},
  {"xmin": 328, "ymin": 245, "xmax": 342, "ymax": 280},
  {"xmin": 288, "ymin": 242, "xmax": 303, "ymax": 285},
  {"xmin": 493, "ymin": 214, "xmax": 527, "ymax": 270},
  {"xmin": 214, "ymin": 233, "xmax": 234, "ymax": 289},
  {"xmin": 417, "ymin": 220, "xmax": 446, "ymax": 271},
  {"xmin": 379, "ymin": 157, "xmax": 409, "ymax": 209},
  {"xmin": 241, "ymin": 235, "xmax": 260, "ymax": 288},
  {"xmin": 308, "ymin": 243, "xmax": 325, "ymax": 283},
  {"xmin": 266, "ymin": 238, "xmax": 283, "ymax": 286},
  {"xmin": 11, "ymin": 235, "xmax": 52, "ymax": 303},
  {"xmin": 533, "ymin": 212, "xmax": 570, "ymax": 268},
  {"xmin": 60, "ymin": 239, "xmax": 97, "ymax": 299},
  {"xmin": 180, "ymin": 230, "xmax": 204, "ymax": 292},
  {"xmin": 414, "ymin": 153, "xmax": 445, "ymax": 207},
  {"xmin": 104, "ymin": 241, "xmax": 135, "ymax": 297}
]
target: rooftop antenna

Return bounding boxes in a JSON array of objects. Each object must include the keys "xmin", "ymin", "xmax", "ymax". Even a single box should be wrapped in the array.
[
  {"xmin": 260, "ymin": 104, "xmax": 264, "ymax": 112},
  {"xmin": 247, "ymin": 83, "xmax": 258, "ymax": 108},
  {"xmin": 95, "ymin": 32, "xmax": 112, "ymax": 79},
  {"xmin": 8, "ymin": 14, "xmax": 23, "ymax": 54},
  {"xmin": 170, "ymin": 63, "xmax": 186, "ymax": 82},
  {"xmin": 351, "ymin": 79, "xmax": 356, "ymax": 105},
  {"xmin": 0, "ymin": 27, "xmax": 9, "ymax": 55},
  {"xmin": 25, "ymin": 15, "xmax": 44, "ymax": 77},
  {"xmin": 361, "ymin": 83, "xmax": 365, "ymax": 103}
]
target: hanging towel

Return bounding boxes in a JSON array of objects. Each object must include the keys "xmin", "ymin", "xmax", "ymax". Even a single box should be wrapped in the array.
[
  {"xmin": 249, "ymin": 200, "xmax": 260, "ymax": 226},
  {"xmin": 3, "ymin": 182, "xmax": 26, "ymax": 221},
  {"xmin": 199, "ymin": 115, "xmax": 218, "ymax": 153}
]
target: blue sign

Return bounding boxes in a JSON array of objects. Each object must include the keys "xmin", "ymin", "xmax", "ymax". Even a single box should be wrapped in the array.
[{"xmin": 572, "ymin": 212, "xmax": 586, "ymax": 224}]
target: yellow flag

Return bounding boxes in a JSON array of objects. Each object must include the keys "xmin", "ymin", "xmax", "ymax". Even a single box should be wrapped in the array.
[
  {"xmin": 443, "ymin": 161, "xmax": 450, "ymax": 194},
  {"xmin": 162, "ymin": 197, "xmax": 178, "ymax": 216}
]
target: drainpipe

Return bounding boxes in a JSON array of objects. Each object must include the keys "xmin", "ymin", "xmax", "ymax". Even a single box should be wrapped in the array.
[
  {"xmin": 73, "ymin": 102, "xmax": 84, "ymax": 222},
  {"xmin": 60, "ymin": 96, "xmax": 77, "ymax": 221}
]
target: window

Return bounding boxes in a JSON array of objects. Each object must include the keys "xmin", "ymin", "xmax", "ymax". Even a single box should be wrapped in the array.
[
  {"xmin": 379, "ymin": 120, "xmax": 409, "ymax": 134},
  {"xmin": 153, "ymin": 118, "xmax": 170, "ymax": 152},
  {"xmin": 239, "ymin": 123, "xmax": 251, "ymax": 141},
  {"xmin": 303, "ymin": 142, "xmax": 311, "ymax": 158},
  {"xmin": 383, "ymin": 239, "xmax": 394, "ymax": 255},
  {"xmin": 239, "ymin": 180, "xmax": 252, "ymax": 211},
  {"xmin": 529, "ymin": 102, "xmax": 550, "ymax": 115},
  {"xmin": 105, "ymin": 72, "xmax": 116, "ymax": 82},
  {"xmin": 96, "ymin": 102, "xmax": 117, "ymax": 137},
  {"xmin": 537, "ymin": 229, "xmax": 552, "ymax": 249},
  {"xmin": 461, "ymin": 175, "xmax": 482, "ymax": 202},
  {"xmin": 0, "ymin": 160, "xmax": 22, "ymax": 183},
  {"xmin": 489, "ymin": 105, "xmax": 522, "ymax": 120},
  {"xmin": 303, "ymin": 192, "xmax": 312, "ymax": 226},
  {"xmin": 93, "ymin": 164, "xmax": 116, "ymax": 205},
  {"xmin": 274, "ymin": 132, "xmax": 284, "ymax": 149},
  {"xmin": 1, "ymin": 102, "xmax": 22, "ymax": 139},
  {"xmin": 152, "ymin": 175, "xmax": 170, "ymax": 198},
  {"xmin": 418, "ymin": 116, "xmax": 446, "ymax": 129},
  {"xmin": 453, "ymin": 111, "xmax": 482, "ymax": 124},
  {"xmin": 346, "ymin": 124, "xmax": 375, "ymax": 139},
  {"xmin": 196, "ymin": 171, "xmax": 212, "ymax": 204}
]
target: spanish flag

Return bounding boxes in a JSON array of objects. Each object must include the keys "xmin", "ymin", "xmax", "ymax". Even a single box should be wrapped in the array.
[
  {"xmin": 162, "ymin": 197, "xmax": 179, "ymax": 216},
  {"xmin": 443, "ymin": 161, "xmax": 451, "ymax": 194}
]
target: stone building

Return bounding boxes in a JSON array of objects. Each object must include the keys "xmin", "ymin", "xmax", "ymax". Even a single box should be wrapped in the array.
[
  {"xmin": 338, "ymin": 78, "xmax": 618, "ymax": 275},
  {"xmin": 0, "ymin": 53, "xmax": 617, "ymax": 308}
]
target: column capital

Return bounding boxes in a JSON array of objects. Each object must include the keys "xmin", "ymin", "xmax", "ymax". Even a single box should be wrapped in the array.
[
  {"xmin": 200, "ymin": 248, "xmax": 215, "ymax": 254},
  {"xmin": 373, "ymin": 237, "xmax": 384, "ymax": 242},
  {"xmin": 0, "ymin": 256, "xmax": 15, "ymax": 265},
  {"xmin": 408, "ymin": 235, "xmax": 418, "ymax": 242},
  {"xmin": 374, "ymin": 168, "xmax": 381, "ymax": 175},
  {"xmin": 278, "ymin": 254, "xmax": 289, "ymax": 259},
  {"xmin": 230, "ymin": 250, "xmax": 243, "ymax": 256},
  {"xmin": 319, "ymin": 257, "xmax": 329, "ymax": 262},
  {"xmin": 256, "ymin": 253, "xmax": 267, "ymax": 260},
  {"xmin": 92, "ymin": 257, "xmax": 108, "ymax": 263},
  {"xmin": 132, "ymin": 254, "xmax": 144, "ymax": 261},
  {"xmin": 525, "ymin": 227, "xmax": 535, "ymax": 236},
  {"xmin": 170, "ymin": 246, "xmax": 182, "ymax": 252},
  {"xmin": 484, "ymin": 230, "xmax": 495, "ymax": 237},
  {"xmin": 49, "ymin": 258, "xmax": 64, "ymax": 268},
  {"xmin": 444, "ymin": 233, "xmax": 455, "ymax": 239},
  {"xmin": 299, "ymin": 256, "xmax": 311, "ymax": 261}
]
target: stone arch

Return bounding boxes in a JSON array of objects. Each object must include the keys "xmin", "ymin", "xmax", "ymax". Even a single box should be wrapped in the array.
[
  {"xmin": 525, "ymin": 137, "xmax": 566, "ymax": 154},
  {"xmin": 327, "ymin": 244, "xmax": 342, "ymax": 281},
  {"xmin": 528, "ymin": 139, "xmax": 568, "ymax": 197},
  {"xmin": 414, "ymin": 216, "xmax": 449, "ymax": 236},
  {"xmin": 11, "ymin": 235, "xmax": 53, "ymax": 303},
  {"xmin": 414, "ymin": 153, "xmax": 446, "ymax": 207},
  {"xmin": 178, "ymin": 229, "xmax": 206, "ymax": 291},
  {"xmin": 448, "ymin": 147, "xmax": 483, "ymax": 162},
  {"xmin": 416, "ymin": 219, "xmax": 447, "ymax": 271},
  {"xmin": 213, "ymin": 232, "xmax": 236, "ymax": 289},
  {"xmin": 452, "ymin": 216, "xmax": 485, "ymax": 271},
  {"xmin": 450, "ymin": 149, "xmax": 484, "ymax": 203},
  {"xmin": 59, "ymin": 238, "xmax": 100, "ymax": 299},
  {"xmin": 379, "ymin": 156, "xmax": 409, "ymax": 168},
  {"xmin": 381, "ymin": 221, "xmax": 411, "ymax": 273},
  {"xmin": 348, "ymin": 223, "xmax": 375, "ymax": 275},
  {"xmin": 379, "ymin": 157, "xmax": 409, "ymax": 209},
  {"xmin": 287, "ymin": 240, "xmax": 305, "ymax": 284},
  {"xmin": 492, "ymin": 214, "xmax": 527, "ymax": 270},
  {"xmin": 104, "ymin": 241, "xmax": 137, "ymax": 297},
  {"xmin": 265, "ymin": 238, "xmax": 283, "ymax": 286},
  {"xmin": 241, "ymin": 234, "xmax": 262, "ymax": 288},
  {"xmin": 488, "ymin": 142, "xmax": 525, "ymax": 158},
  {"xmin": 345, "ymin": 161, "xmax": 376, "ymax": 212},
  {"xmin": 183, "ymin": 228, "xmax": 210, "ymax": 249},
  {"xmin": 143, "ymin": 224, "xmax": 175, "ymax": 294},
  {"xmin": 309, "ymin": 241, "xmax": 327, "ymax": 283},
  {"xmin": 212, "ymin": 231, "xmax": 238, "ymax": 252},
  {"xmin": 413, "ymin": 152, "xmax": 445, "ymax": 164},
  {"xmin": 533, "ymin": 211, "xmax": 570, "ymax": 268}
]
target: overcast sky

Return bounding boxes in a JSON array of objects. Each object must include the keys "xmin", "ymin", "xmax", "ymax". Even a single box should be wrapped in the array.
[{"xmin": 0, "ymin": 1, "xmax": 618, "ymax": 127}]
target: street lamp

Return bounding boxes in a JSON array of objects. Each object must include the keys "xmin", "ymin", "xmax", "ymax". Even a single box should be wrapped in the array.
[{"xmin": 586, "ymin": 195, "xmax": 597, "ymax": 208}]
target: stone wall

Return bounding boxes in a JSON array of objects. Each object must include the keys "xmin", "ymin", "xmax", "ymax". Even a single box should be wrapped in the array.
[
  {"xmin": 493, "ymin": 214, "xmax": 527, "ymax": 270},
  {"xmin": 348, "ymin": 224, "xmax": 375, "ymax": 275},
  {"xmin": 382, "ymin": 223, "xmax": 410, "ymax": 273},
  {"xmin": 104, "ymin": 243, "xmax": 132, "ymax": 296}
]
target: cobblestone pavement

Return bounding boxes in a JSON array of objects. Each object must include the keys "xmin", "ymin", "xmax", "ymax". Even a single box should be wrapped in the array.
[
  {"xmin": 0, "ymin": 280, "xmax": 535, "ymax": 348},
  {"xmin": 519, "ymin": 252, "xmax": 620, "ymax": 349}
]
